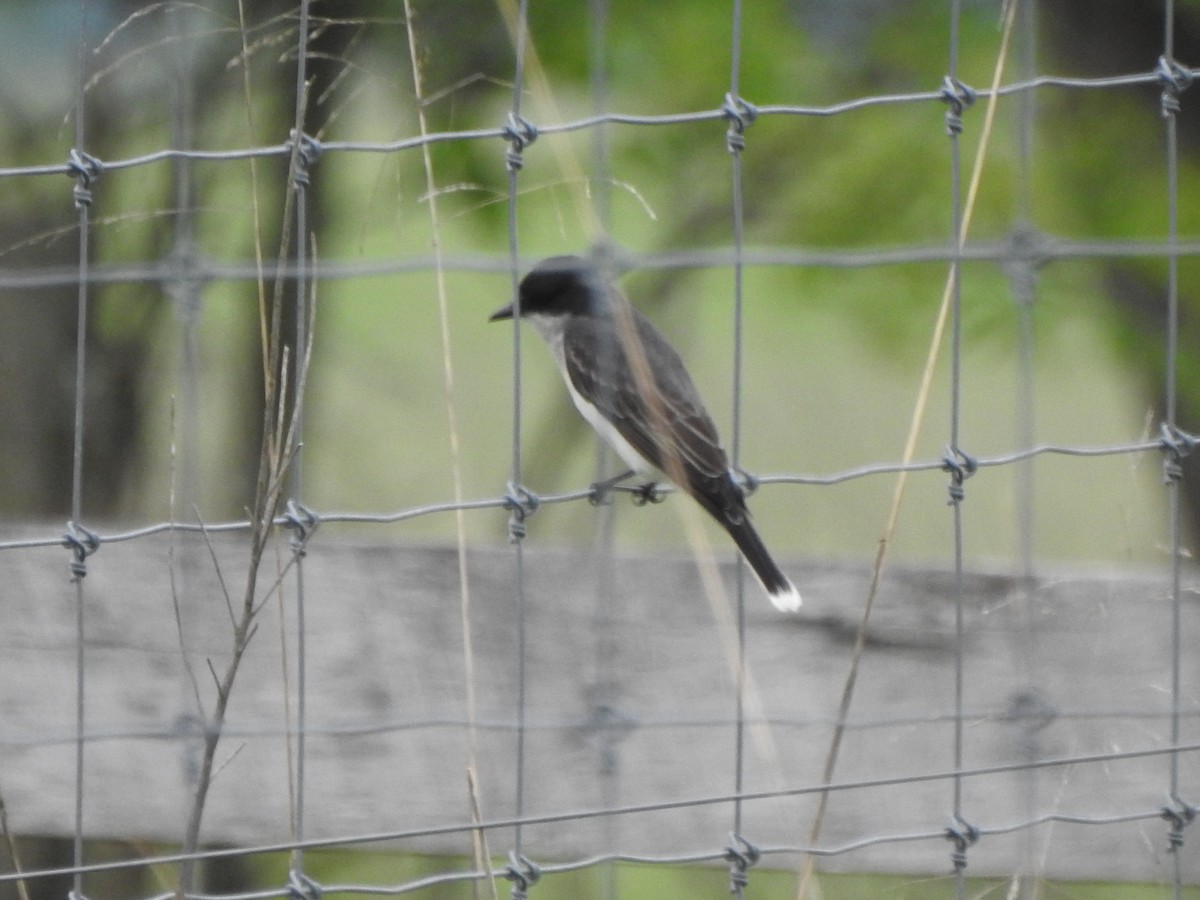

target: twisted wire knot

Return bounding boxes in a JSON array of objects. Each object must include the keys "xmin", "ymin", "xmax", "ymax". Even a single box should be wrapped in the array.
[
  {"xmin": 504, "ymin": 482, "xmax": 540, "ymax": 542},
  {"xmin": 287, "ymin": 870, "xmax": 322, "ymax": 900},
  {"xmin": 722, "ymin": 93, "xmax": 758, "ymax": 153},
  {"xmin": 283, "ymin": 500, "xmax": 320, "ymax": 556},
  {"xmin": 939, "ymin": 76, "xmax": 976, "ymax": 136},
  {"xmin": 62, "ymin": 521, "xmax": 101, "ymax": 580},
  {"xmin": 724, "ymin": 833, "xmax": 760, "ymax": 894},
  {"xmin": 503, "ymin": 112, "xmax": 539, "ymax": 172},
  {"xmin": 67, "ymin": 148, "xmax": 103, "ymax": 209},
  {"xmin": 1159, "ymin": 423, "xmax": 1196, "ymax": 484},
  {"xmin": 1157, "ymin": 56, "xmax": 1193, "ymax": 117},
  {"xmin": 733, "ymin": 467, "xmax": 760, "ymax": 498},
  {"xmin": 1002, "ymin": 223, "xmax": 1050, "ymax": 306},
  {"xmin": 1162, "ymin": 797, "xmax": 1196, "ymax": 852},
  {"xmin": 504, "ymin": 852, "xmax": 540, "ymax": 898},
  {"xmin": 944, "ymin": 817, "xmax": 979, "ymax": 871},
  {"xmin": 942, "ymin": 446, "xmax": 977, "ymax": 504},
  {"xmin": 288, "ymin": 131, "xmax": 323, "ymax": 188}
]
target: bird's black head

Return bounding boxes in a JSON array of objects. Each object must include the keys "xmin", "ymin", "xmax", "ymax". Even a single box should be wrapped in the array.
[{"xmin": 489, "ymin": 255, "xmax": 600, "ymax": 322}]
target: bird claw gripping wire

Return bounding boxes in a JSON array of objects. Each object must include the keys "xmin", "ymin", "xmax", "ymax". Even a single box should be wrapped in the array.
[
  {"xmin": 1161, "ymin": 797, "xmax": 1196, "ymax": 853},
  {"xmin": 722, "ymin": 93, "xmax": 758, "ymax": 153},
  {"xmin": 588, "ymin": 468, "xmax": 634, "ymax": 507},
  {"xmin": 1159, "ymin": 423, "xmax": 1196, "ymax": 484},
  {"xmin": 1156, "ymin": 56, "xmax": 1194, "ymax": 117},
  {"xmin": 939, "ymin": 76, "xmax": 976, "ymax": 136},
  {"xmin": 944, "ymin": 817, "xmax": 979, "ymax": 872},
  {"xmin": 66, "ymin": 148, "xmax": 102, "ymax": 209},
  {"xmin": 287, "ymin": 870, "xmax": 322, "ymax": 900},
  {"xmin": 630, "ymin": 481, "xmax": 667, "ymax": 507},
  {"xmin": 283, "ymin": 500, "xmax": 320, "ymax": 556},
  {"xmin": 288, "ymin": 131, "xmax": 323, "ymax": 188},
  {"xmin": 502, "ymin": 112, "xmax": 539, "ymax": 172},
  {"xmin": 62, "ymin": 521, "xmax": 101, "ymax": 580},
  {"xmin": 724, "ymin": 833, "xmax": 761, "ymax": 894},
  {"xmin": 504, "ymin": 851, "xmax": 540, "ymax": 899},
  {"xmin": 942, "ymin": 446, "xmax": 978, "ymax": 504},
  {"xmin": 588, "ymin": 482, "xmax": 615, "ymax": 508},
  {"xmin": 504, "ymin": 482, "xmax": 540, "ymax": 542}
]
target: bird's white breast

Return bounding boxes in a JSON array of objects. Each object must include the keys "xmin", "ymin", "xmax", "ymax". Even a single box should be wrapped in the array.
[{"xmin": 529, "ymin": 313, "xmax": 652, "ymax": 475}]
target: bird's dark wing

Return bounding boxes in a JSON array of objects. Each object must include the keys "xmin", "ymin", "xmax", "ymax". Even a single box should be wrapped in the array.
[{"xmin": 562, "ymin": 303, "xmax": 734, "ymax": 497}]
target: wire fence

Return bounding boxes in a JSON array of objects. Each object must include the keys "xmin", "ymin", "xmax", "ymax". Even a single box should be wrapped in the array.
[{"xmin": 0, "ymin": 1, "xmax": 1197, "ymax": 898}]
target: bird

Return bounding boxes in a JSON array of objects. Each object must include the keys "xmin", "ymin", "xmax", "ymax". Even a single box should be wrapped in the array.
[{"xmin": 490, "ymin": 255, "xmax": 800, "ymax": 612}]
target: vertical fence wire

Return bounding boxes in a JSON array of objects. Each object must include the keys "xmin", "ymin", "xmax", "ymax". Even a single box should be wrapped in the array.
[
  {"xmin": 1013, "ymin": 0, "xmax": 1039, "ymax": 586},
  {"xmin": 167, "ymin": 2, "xmax": 201, "ymax": 519},
  {"xmin": 287, "ymin": 0, "xmax": 313, "ymax": 883},
  {"xmin": 585, "ymin": 3, "xmax": 624, "ymax": 899},
  {"xmin": 503, "ymin": 0, "xmax": 534, "ymax": 886},
  {"xmin": 943, "ymin": 0, "xmax": 973, "ymax": 894},
  {"xmin": 725, "ymin": 0, "xmax": 750, "ymax": 862},
  {"xmin": 588, "ymin": 0, "xmax": 612, "ymax": 241},
  {"xmin": 1159, "ymin": 2, "xmax": 1194, "ymax": 897},
  {"xmin": 165, "ymin": 4, "xmax": 207, "ymax": 820},
  {"xmin": 1010, "ymin": 3, "xmax": 1043, "ymax": 895},
  {"xmin": 68, "ymin": 3, "xmax": 94, "ymax": 898}
]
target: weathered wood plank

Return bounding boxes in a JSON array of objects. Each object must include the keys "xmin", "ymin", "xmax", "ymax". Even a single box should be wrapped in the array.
[{"xmin": 1, "ymin": 525, "xmax": 1196, "ymax": 883}]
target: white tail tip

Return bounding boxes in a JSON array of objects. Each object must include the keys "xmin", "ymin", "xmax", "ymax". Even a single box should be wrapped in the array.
[{"xmin": 769, "ymin": 583, "xmax": 802, "ymax": 613}]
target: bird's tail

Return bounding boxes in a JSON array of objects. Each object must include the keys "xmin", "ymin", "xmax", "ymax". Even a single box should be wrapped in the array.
[{"xmin": 723, "ymin": 513, "xmax": 801, "ymax": 612}]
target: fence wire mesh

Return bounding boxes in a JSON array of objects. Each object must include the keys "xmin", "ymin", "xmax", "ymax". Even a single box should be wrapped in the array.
[{"xmin": 0, "ymin": 1, "xmax": 1197, "ymax": 898}]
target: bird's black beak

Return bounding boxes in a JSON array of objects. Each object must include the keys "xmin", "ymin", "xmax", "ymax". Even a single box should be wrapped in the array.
[{"xmin": 489, "ymin": 302, "xmax": 514, "ymax": 322}]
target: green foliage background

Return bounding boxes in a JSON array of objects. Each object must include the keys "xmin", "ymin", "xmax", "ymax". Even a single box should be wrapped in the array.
[{"xmin": 0, "ymin": 0, "xmax": 1183, "ymax": 568}]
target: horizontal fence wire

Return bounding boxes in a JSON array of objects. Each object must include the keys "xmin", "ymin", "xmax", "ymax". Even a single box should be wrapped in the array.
[
  {"xmin": 1, "ymin": 1, "xmax": 1197, "ymax": 898},
  {"xmin": 0, "ymin": 435, "xmax": 1179, "ymax": 553},
  {"xmin": 2, "ymin": 739, "xmax": 1198, "ymax": 887},
  {"xmin": 0, "ymin": 704, "xmax": 1198, "ymax": 752},
  {"xmin": 4, "ymin": 237, "xmax": 1200, "ymax": 292},
  {"xmin": 0, "ymin": 67, "xmax": 1186, "ymax": 183}
]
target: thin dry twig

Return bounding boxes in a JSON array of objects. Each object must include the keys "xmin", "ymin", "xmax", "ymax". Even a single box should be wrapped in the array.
[
  {"xmin": 167, "ymin": 397, "xmax": 206, "ymax": 716},
  {"xmin": 0, "ymin": 787, "xmax": 31, "ymax": 900},
  {"xmin": 194, "ymin": 507, "xmax": 237, "ymax": 629},
  {"xmin": 175, "ymin": 13, "xmax": 314, "ymax": 895}
]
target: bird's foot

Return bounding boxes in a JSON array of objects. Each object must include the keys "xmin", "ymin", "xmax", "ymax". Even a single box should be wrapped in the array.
[
  {"xmin": 631, "ymin": 481, "xmax": 666, "ymax": 506},
  {"xmin": 588, "ymin": 469, "xmax": 636, "ymax": 507}
]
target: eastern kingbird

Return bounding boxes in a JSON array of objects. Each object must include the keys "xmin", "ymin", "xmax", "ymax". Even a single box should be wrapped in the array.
[{"xmin": 490, "ymin": 255, "xmax": 801, "ymax": 612}]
